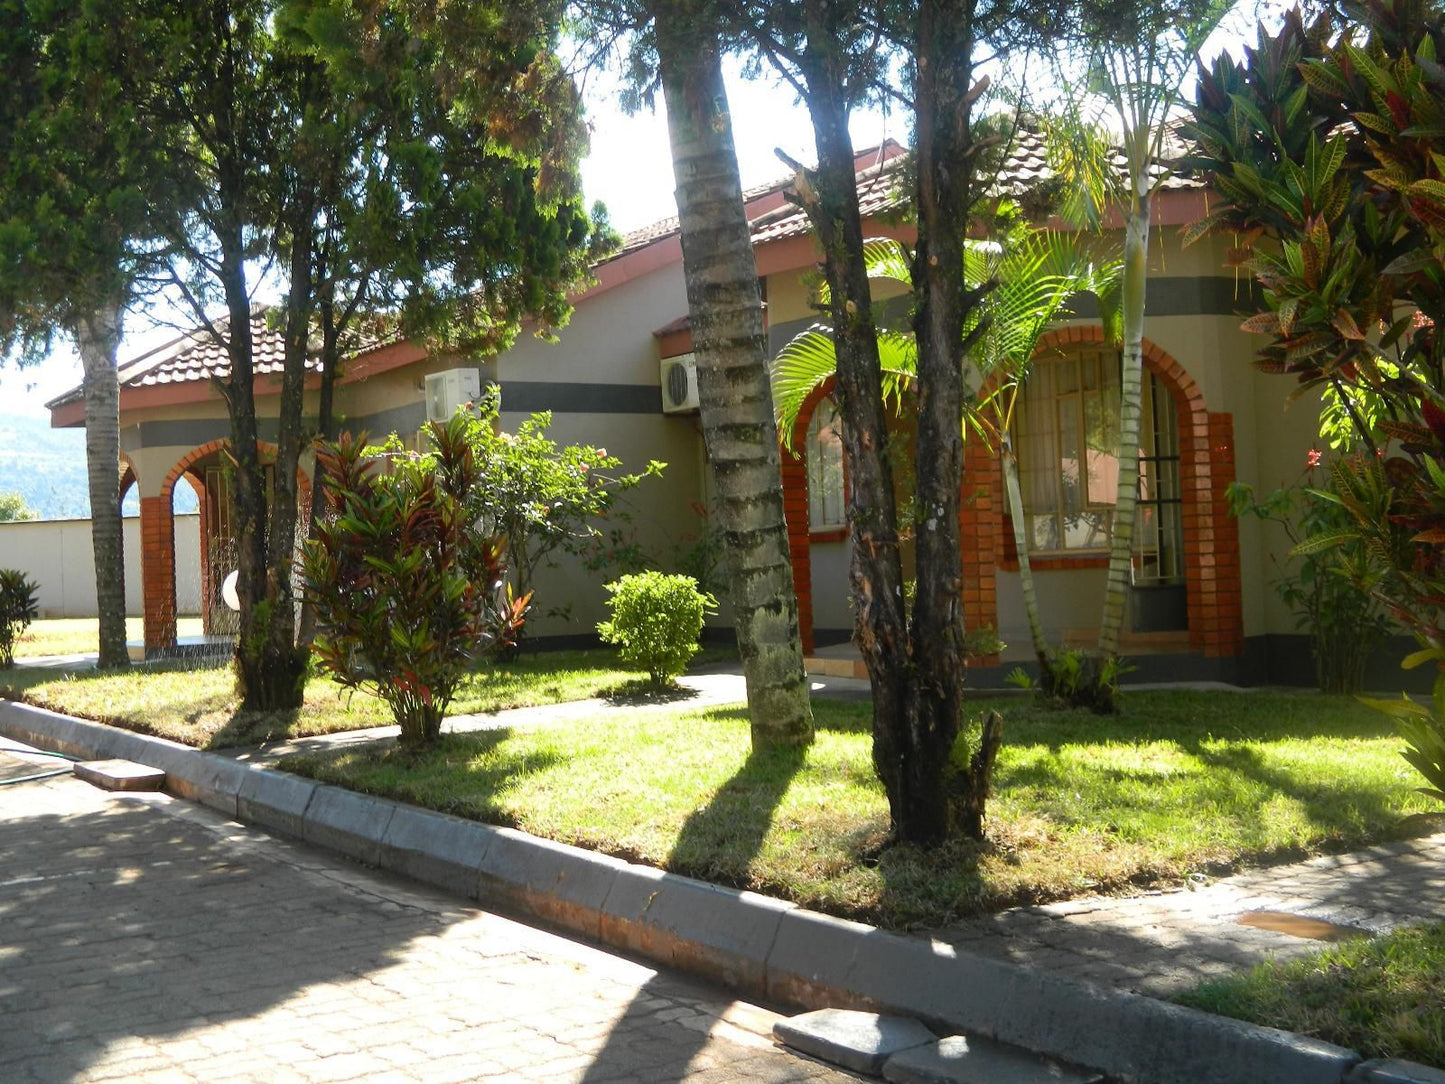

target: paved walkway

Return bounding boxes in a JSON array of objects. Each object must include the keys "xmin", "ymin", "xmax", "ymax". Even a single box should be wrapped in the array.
[
  {"xmin": 932, "ymin": 831, "xmax": 1445, "ymax": 996},
  {"xmin": 0, "ymin": 759, "xmax": 861, "ymax": 1084}
]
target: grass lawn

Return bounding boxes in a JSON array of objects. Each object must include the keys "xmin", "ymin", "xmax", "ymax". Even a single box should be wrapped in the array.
[
  {"xmin": 1177, "ymin": 922, "xmax": 1445, "ymax": 1066},
  {"xmin": 14, "ymin": 616, "xmax": 205, "ymax": 658},
  {"xmin": 281, "ymin": 690, "xmax": 1439, "ymax": 929},
  {"xmin": 0, "ymin": 648, "xmax": 718, "ymax": 749}
]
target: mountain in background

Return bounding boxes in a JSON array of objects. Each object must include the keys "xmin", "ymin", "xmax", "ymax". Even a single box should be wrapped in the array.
[{"xmin": 0, "ymin": 413, "xmax": 197, "ymax": 519}]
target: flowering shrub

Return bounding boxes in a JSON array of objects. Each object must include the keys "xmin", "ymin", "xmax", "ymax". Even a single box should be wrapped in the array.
[{"xmin": 302, "ymin": 417, "xmax": 530, "ymax": 746}]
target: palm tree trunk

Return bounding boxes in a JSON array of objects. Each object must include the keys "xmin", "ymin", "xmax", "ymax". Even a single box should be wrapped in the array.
[
  {"xmin": 1000, "ymin": 432, "xmax": 1051, "ymax": 670},
  {"xmin": 653, "ymin": 7, "xmax": 813, "ymax": 749},
  {"xmin": 1098, "ymin": 192, "xmax": 1149, "ymax": 657},
  {"xmin": 74, "ymin": 296, "xmax": 129, "ymax": 670}
]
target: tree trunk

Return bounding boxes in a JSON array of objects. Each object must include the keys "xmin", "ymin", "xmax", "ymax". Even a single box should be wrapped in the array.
[
  {"xmin": 1098, "ymin": 192, "xmax": 1149, "ymax": 658},
  {"xmin": 74, "ymin": 297, "xmax": 129, "ymax": 670},
  {"xmin": 792, "ymin": 4, "xmax": 910, "ymax": 827},
  {"xmin": 297, "ymin": 300, "xmax": 341, "ymax": 648},
  {"xmin": 905, "ymin": 0, "xmax": 979, "ymax": 845},
  {"xmin": 653, "ymin": 7, "xmax": 813, "ymax": 750}
]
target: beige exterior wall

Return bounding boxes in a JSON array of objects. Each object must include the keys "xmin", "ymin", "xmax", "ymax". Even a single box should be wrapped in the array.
[
  {"xmin": 0, "ymin": 514, "xmax": 202, "ymax": 618},
  {"xmin": 488, "ymin": 261, "xmax": 714, "ymax": 636}
]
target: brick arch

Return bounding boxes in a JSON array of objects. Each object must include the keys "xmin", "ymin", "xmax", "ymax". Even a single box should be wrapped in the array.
[
  {"xmin": 140, "ymin": 440, "xmax": 314, "ymax": 651},
  {"xmin": 780, "ymin": 378, "xmax": 839, "ymax": 654},
  {"xmin": 118, "ymin": 451, "xmax": 138, "ymax": 505},
  {"xmin": 1000, "ymin": 326, "xmax": 1242, "ymax": 658}
]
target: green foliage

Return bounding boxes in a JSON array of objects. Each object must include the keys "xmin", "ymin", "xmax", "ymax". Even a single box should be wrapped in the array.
[
  {"xmin": 1228, "ymin": 456, "xmax": 1394, "ymax": 694},
  {"xmin": 771, "ymin": 216, "xmax": 1120, "ymax": 448},
  {"xmin": 0, "ymin": 492, "xmax": 36, "ymax": 522},
  {"xmin": 368, "ymin": 388, "xmax": 663, "ymax": 618},
  {"xmin": 0, "ymin": 569, "xmax": 40, "ymax": 669},
  {"xmin": 302, "ymin": 416, "xmax": 531, "ymax": 746},
  {"xmin": 597, "ymin": 572, "xmax": 716, "ymax": 688},
  {"xmin": 1185, "ymin": 0, "xmax": 1445, "ymax": 802},
  {"xmin": 1177, "ymin": 920, "xmax": 1445, "ymax": 1065}
]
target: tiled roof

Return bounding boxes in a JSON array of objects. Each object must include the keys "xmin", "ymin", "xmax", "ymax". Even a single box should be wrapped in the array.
[
  {"xmin": 47, "ymin": 305, "xmax": 395, "ymax": 409},
  {"xmin": 600, "ymin": 172, "xmax": 799, "ymax": 266},
  {"xmin": 747, "ymin": 126, "xmax": 1202, "ymax": 246}
]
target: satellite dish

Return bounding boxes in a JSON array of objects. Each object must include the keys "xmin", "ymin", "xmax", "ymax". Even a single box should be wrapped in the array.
[{"xmin": 222, "ymin": 570, "xmax": 241, "ymax": 612}]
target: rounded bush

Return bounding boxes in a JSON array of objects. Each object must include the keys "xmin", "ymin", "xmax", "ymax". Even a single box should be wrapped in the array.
[{"xmin": 597, "ymin": 571, "xmax": 715, "ymax": 687}]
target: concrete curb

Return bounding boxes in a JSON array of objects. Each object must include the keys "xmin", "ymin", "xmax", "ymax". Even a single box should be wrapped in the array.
[{"xmin": 0, "ymin": 700, "xmax": 1369, "ymax": 1084}]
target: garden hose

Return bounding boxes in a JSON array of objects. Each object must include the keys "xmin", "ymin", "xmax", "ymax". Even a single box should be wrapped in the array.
[
  {"xmin": 0, "ymin": 744, "xmax": 80, "ymax": 785},
  {"xmin": 0, "ymin": 746, "xmax": 79, "ymax": 761},
  {"xmin": 0, "ymin": 767, "xmax": 71, "ymax": 786}
]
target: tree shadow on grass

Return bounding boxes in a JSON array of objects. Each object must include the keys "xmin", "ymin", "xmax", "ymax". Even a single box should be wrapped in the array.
[
  {"xmin": 601, "ymin": 676, "xmax": 702, "ymax": 706},
  {"xmin": 579, "ymin": 738, "xmax": 808, "ymax": 1082},
  {"xmin": 204, "ymin": 705, "xmax": 304, "ymax": 751},
  {"xmin": 283, "ymin": 727, "xmax": 570, "ymax": 828}
]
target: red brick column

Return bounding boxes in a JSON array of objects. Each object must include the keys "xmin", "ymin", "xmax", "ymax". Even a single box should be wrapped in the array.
[
  {"xmin": 959, "ymin": 431, "xmax": 1001, "ymax": 665},
  {"xmin": 1196, "ymin": 413, "xmax": 1243, "ymax": 656},
  {"xmin": 139, "ymin": 496, "xmax": 176, "ymax": 650},
  {"xmin": 783, "ymin": 389, "xmax": 829, "ymax": 655},
  {"xmin": 190, "ymin": 474, "xmax": 212, "ymax": 634}
]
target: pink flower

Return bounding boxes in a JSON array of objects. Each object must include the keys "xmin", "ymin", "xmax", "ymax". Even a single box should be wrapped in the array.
[{"xmin": 1306, "ymin": 448, "xmax": 1323, "ymax": 469}]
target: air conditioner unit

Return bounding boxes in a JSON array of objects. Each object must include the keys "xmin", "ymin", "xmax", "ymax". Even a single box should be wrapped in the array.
[
  {"xmin": 424, "ymin": 367, "xmax": 482, "ymax": 423},
  {"xmin": 660, "ymin": 353, "xmax": 699, "ymax": 414}
]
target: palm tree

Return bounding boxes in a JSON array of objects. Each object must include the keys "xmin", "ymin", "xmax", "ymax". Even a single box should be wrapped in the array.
[
  {"xmin": 1044, "ymin": 0, "xmax": 1233, "ymax": 660},
  {"xmin": 650, "ymin": 2, "xmax": 815, "ymax": 749},
  {"xmin": 772, "ymin": 212, "xmax": 1121, "ymax": 675}
]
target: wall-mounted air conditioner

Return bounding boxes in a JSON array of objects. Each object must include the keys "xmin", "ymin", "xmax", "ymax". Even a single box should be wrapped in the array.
[
  {"xmin": 660, "ymin": 353, "xmax": 699, "ymax": 414},
  {"xmin": 425, "ymin": 367, "xmax": 482, "ymax": 423}
]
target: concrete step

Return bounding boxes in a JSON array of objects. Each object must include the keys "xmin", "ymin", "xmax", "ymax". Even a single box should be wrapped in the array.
[
  {"xmin": 884, "ymin": 1034, "xmax": 1103, "ymax": 1084},
  {"xmin": 774, "ymin": 1009, "xmax": 936, "ymax": 1075},
  {"xmin": 73, "ymin": 759, "xmax": 166, "ymax": 792},
  {"xmin": 774, "ymin": 1009, "xmax": 1102, "ymax": 1084}
]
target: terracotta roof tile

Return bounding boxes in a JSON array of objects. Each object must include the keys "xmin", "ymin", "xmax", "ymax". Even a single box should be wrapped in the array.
[
  {"xmin": 746, "ymin": 126, "xmax": 1202, "ymax": 245},
  {"xmin": 48, "ymin": 305, "xmax": 394, "ymax": 409}
]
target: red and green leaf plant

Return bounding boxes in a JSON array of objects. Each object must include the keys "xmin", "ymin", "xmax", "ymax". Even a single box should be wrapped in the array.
[
  {"xmin": 1185, "ymin": 0, "xmax": 1445, "ymax": 799},
  {"xmin": 302, "ymin": 416, "xmax": 530, "ymax": 746}
]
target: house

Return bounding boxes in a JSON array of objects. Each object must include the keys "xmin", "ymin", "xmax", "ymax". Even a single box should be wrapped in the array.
[{"xmin": 46, "ymin": 136, "xmax": 1334, "ymax": 685}]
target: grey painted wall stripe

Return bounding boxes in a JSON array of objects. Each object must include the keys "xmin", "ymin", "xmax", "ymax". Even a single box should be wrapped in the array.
[
  {"xmin": 767, "ymin": 275, "xmax": 1254, "ymax": 354},
  {"xmin": 501, "ymin": 381, "xmax": 663, "ymax": 415}
]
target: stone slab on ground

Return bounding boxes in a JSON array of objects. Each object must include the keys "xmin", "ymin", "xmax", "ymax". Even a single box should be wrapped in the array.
[
  {"xmin": 775, "ymin": 1009, "xmax": 937, "ymax": 1075},
  {"xmin": 882, "ymin": 1034, "xmax": 1103, "ymax": 1084},
  {"xmin": 71, "ymin": 758, "xmax": 165, "ymax": 792}
]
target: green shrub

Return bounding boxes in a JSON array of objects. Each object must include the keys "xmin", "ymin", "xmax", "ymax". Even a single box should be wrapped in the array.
[
  {"xmin": 0, "ymin": 569, "xmax": 39, "ymax": 669},
  {"xmin": 597, "ymin": 572, "xmax": 715, "ymax": 687},
  {"xmin": 301, "ymin": 417, "xmax": 530, "ymax": 746}
]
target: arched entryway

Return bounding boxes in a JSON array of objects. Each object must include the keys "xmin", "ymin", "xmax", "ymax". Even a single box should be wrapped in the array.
[
  {"xmin": 139, "ymin": 441, "xmax": 311, "ymax": 652},
  {"xmin": 778, "ymin": 328, "xmax": 1244, "ymax": 660}
]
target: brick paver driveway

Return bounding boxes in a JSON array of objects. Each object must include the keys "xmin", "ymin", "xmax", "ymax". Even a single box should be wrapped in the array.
[{"xmin": 0, "ymin": 767, "xmax": 858, "ymax": 1083}]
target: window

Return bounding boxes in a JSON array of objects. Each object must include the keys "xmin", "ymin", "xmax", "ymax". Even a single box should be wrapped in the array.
[
  {"xmin": 1014, "ymin": 346, "xmax": 1182, "ymax": 583},
  {"xmin": 807, "ymin": 398, "xmax": 846, "ymax": 531}
]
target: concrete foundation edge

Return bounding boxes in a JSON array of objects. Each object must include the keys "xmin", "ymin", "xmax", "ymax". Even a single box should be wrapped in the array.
[{"xmin": 0, "ymin": 701, "xmax": 1372, "ymax": 1084}]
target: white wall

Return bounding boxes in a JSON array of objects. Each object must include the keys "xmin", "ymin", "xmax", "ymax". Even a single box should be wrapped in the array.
[{"xmin": 0, "ymin": 515, "xmax": 202, "ymax": 618}]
